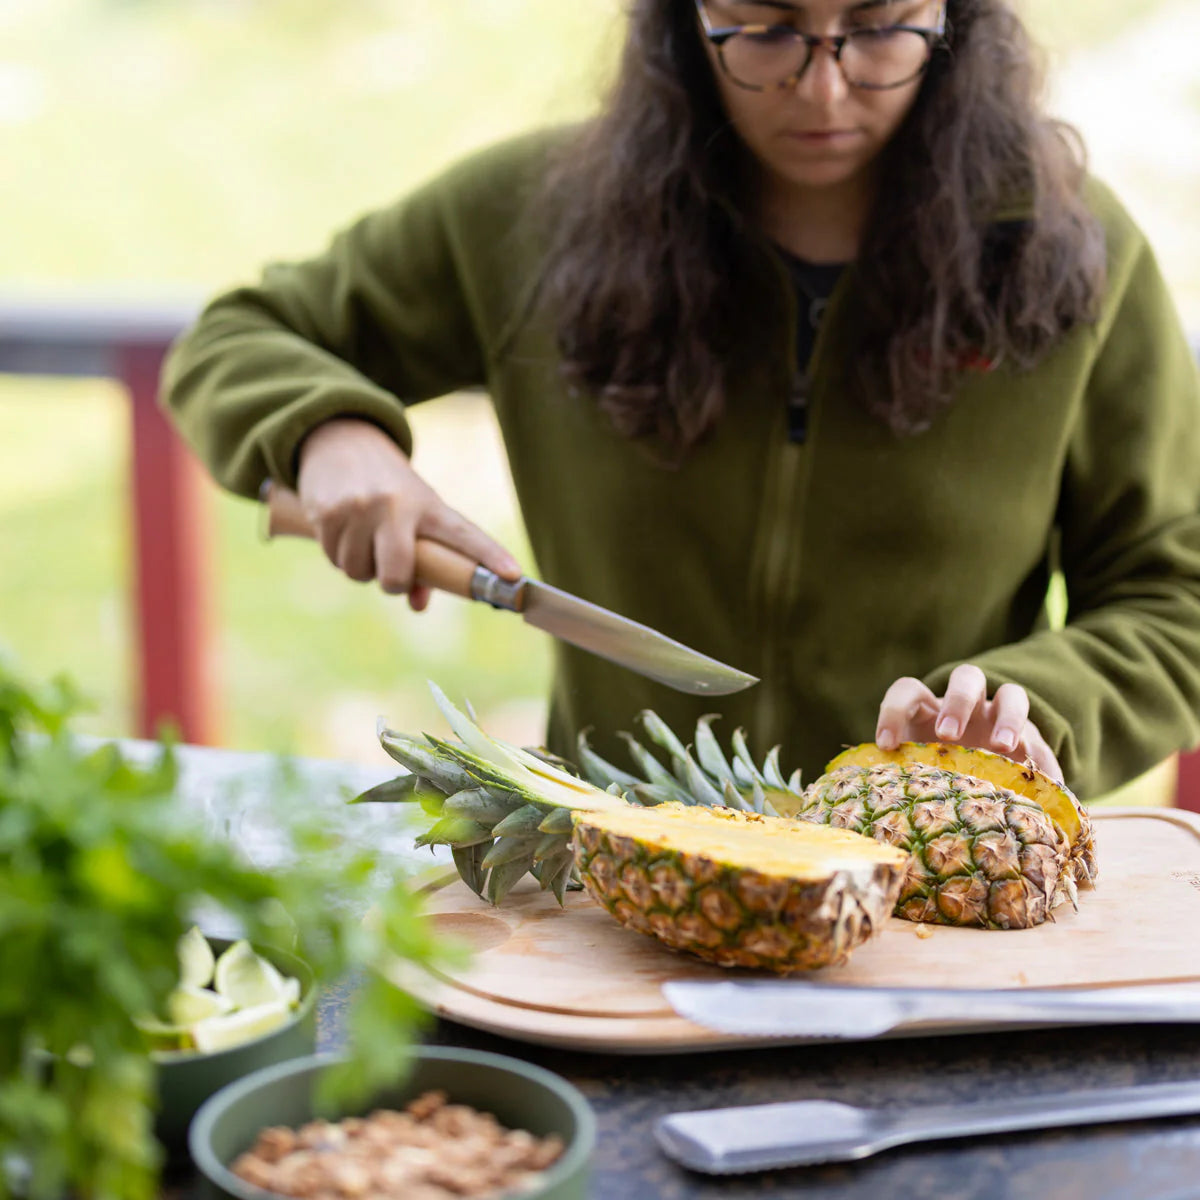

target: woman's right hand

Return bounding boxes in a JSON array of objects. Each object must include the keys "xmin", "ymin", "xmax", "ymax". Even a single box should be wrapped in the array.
[{"xmin": 296, "ymin": 417, "xmax": 522, "ymax": 611}]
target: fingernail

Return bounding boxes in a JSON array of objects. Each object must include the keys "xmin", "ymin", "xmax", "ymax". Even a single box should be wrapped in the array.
[
  {"xmin": 876, "ymin": 729, "xmax": 895, "ymax": 750},
  {"xmin": 995, "ymin": 729, "xmax": 1017, "ymax": 751},
  {"xmin": 937, "ymin": 718, "xmax": 960, "ymax": 740}
]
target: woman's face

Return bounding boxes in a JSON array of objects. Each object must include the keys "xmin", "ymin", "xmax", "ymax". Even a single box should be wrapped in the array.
[{"xmin": 698, "ymin": 0, "xmax": 942, "ymax": 198}]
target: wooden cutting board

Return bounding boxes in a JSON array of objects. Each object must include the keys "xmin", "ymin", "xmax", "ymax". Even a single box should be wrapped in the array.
[{"xmin": 397, "ymin": 809, "xmax": 1200, "ymax": 1052}]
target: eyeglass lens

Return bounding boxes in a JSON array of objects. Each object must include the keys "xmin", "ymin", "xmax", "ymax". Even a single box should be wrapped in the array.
[{"xmin": 721, "ymin": 26, "xmax": 933, "ymax": 89}]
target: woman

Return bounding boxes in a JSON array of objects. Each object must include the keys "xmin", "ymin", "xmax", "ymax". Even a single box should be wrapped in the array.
[{"xmin": 162, "ymin": 0, "xmax": 1200, "ymax": 799}]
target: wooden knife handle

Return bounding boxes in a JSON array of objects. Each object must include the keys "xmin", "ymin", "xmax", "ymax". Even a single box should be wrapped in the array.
[{"xmin": 262, "ymin": 482, "xmax": 478, "ymax": 599}]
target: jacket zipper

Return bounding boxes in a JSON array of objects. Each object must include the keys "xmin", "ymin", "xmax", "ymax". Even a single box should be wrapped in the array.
[
  {"xmin": 754, "ymin": 266, "xmax": 852, "ymax": 748},
  {"xmin": 787, "ymin": 369, "xmax": 811, "ymax": 443}
]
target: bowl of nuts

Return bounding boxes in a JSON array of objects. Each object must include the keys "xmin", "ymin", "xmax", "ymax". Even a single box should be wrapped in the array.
[{"xmin": 189, "ymin": 1046, "xmax": 595, "ymax": 1200}]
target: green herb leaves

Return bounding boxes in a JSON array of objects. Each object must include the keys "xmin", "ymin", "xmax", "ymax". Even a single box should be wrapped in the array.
[{"xmin": 0, "ymin": 657, "xmax": 453, "ymax": 1200}]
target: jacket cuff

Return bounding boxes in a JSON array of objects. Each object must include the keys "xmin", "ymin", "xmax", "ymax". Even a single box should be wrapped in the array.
[{"xmin": 257, "ymin": 392, "xmax": 416, "ymax": 493}]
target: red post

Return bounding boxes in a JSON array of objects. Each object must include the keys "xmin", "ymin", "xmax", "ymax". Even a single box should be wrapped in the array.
[
  {"xmin": 119, "ymin": 342, "xmax": 218, "ymax": 745},
  {"xmin": 1174, "ymin": 750, "xmax": 1200, "ymax": 814}
]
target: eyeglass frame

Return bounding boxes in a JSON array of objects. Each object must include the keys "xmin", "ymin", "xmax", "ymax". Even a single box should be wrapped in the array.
[{"xmin": 693, "ymin": 0, "xmax": 949, "ymax": 92}]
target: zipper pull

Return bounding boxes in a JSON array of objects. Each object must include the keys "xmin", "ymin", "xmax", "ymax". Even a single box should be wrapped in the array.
[{"xmin": 787, "ymin": 371, "xmax": 809, "ymax": 443}]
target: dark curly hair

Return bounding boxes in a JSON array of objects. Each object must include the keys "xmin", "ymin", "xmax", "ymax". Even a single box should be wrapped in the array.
[{"xmin": 535, "ymin": 0, "xmax": 1106, "ymax": 453}]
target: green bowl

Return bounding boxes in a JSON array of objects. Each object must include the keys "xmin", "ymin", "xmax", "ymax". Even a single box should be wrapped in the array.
[
  {"xmin": 152, "ymin": 938, "xmax": 316, "ymax": 1152},
  {"xmin": 189, "ymin": 1047, "xmax": 596, "ymax": 1200}
]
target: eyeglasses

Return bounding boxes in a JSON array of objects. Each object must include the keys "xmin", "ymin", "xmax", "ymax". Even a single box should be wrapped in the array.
[{"xmin": 695, "ymin": 0, "xmax": 947, "ymax": 92}]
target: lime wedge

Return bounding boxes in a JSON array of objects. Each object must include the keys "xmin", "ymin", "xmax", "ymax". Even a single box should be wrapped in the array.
[
  {"xmin": 281, "ymin": 975, "xmax": 302, "ymax": 1009},
  {"xmin": 166, "ymin": 984, "xmax": 235, "ymax": 1026},
  {"xmin": 134, "ymin": 1015, "xmax": 193, "ymax": 1052},
  {"xmin": 177, "ymin": 925, "xmax": 215, "ymax": 988},
  {"xmin": 213, "ymin": 940, "xmax": 289, "ymax": 1008},
  {"xmin": 190, "ymin": 1001, "xmax": 292, "ymax": 1053}
]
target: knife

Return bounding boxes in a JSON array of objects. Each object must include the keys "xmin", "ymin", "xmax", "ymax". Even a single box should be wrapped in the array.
[
  {"xmin": 656, "ymin": 1081, "xmax": 1200, "ymax": 1174},
  {"xmin": 261, "ymin": 482, "xmax": 758, "ymax": 696},
  {"xmin": 662, "ymin": 979, "xmax": 1200, "ymax": 1040}
]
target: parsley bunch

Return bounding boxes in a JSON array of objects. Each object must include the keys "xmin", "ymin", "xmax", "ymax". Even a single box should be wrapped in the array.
[{"xmin": 0, "ymin": 658, "xmax": 452, "ymax": 1200}]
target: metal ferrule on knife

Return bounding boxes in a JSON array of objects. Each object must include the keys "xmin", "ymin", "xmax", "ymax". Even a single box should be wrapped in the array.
[{"xmin": 470, "ymin": 567, "xmax": 527, "ymax": 613}]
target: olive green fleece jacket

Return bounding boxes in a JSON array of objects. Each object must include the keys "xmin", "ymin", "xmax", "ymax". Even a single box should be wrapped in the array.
[{"xmin": 161, "ymin": 127, "xmax": 1200, "ymax": 801}]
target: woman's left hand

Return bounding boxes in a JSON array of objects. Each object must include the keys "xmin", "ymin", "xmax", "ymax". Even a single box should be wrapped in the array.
[{"xmin": 875, "ymin": 664, "xmax": 1063, "ymax": 782}]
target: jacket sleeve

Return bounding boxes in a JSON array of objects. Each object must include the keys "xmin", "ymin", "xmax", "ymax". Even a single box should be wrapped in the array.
[
  {"xmin": 159, "ymin": 156, "xmax": 510, "ymax": 498},
  {"xmin": 924, "ymin": 232, "xmax": 1200, "ymax": 799}
]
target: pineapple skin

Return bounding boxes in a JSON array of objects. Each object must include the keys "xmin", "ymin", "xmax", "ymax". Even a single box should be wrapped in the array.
[
  {"xmin": 572, "ymin": 807, "xmax": 905, "ymax": 973},
  {"xmin": 824, "ymin": 741, "xmax": 1098, "ymax": 892},
  {"xmin": 798, "ymin": 763, "xmax": 1074, "ymax": 930}
]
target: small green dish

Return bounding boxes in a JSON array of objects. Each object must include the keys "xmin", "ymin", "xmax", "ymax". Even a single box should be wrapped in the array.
[
  {"xmin": 189, "ymin": 1047, "xmax": 596, "ymax": 1200},
  {"xmin": 153, "ymin": 938, "xmax": 316, "ymax": 1152}
]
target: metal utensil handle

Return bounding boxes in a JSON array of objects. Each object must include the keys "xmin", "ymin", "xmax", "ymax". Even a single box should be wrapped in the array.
[
  {"xmin": 261, "ymin": 481, "xmax": 485, "ymax": 599},
  {"xmin": 884, "ymin": 1079, "xmax": 1200, "ymax": 1148},
  {"xmin": 899, "ymin": 988, "xmax": 1200, "ymax": 1030},
  {"xmin": 658, "ymin": 1081, "xmax": 1200, "ymax": 1174}
]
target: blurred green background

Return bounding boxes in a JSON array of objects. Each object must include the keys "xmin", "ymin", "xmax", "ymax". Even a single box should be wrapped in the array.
[{"xmin": 2, "ymin": 0, "xmax": 1197, "ymax": 764}]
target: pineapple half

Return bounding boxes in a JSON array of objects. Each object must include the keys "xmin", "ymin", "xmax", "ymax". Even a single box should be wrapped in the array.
[
  {"xmin": 575, "ymin": 802, "xmax": 906, "ymax": 971},
  {"xmin": 365, "ymin": 686, "xmax": 906, "ymax": 973},
  {"xmin": 799, "ymin": 743, "xmax": 1098, "ymax": 930}
]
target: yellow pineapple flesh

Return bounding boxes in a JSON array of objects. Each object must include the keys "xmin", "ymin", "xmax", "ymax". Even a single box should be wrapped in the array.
[{"xmin": 572, "ymin": 802, "xmax": 908, "ymax": 972}]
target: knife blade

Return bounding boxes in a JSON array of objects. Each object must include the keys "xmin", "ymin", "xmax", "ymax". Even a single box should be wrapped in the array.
[
  {"xmin": 662, "ymin": 979, "xmax": 1200, "ymax": 1040},
  {"xmin": 261, "ymin": 482, "xmax": 758, "ymax": 696}
]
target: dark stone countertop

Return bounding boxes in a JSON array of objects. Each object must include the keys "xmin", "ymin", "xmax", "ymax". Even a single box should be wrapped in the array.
[
  {"xmin": 304, "ymin": 978, "xmax": 1200, "ymax": 1200},
  {"xmin": 156, "ymin": 741, "xmax": 1200, "ymax": 1200}
]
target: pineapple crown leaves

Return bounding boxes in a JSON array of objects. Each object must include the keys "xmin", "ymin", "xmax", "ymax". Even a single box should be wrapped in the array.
[
  {"xmin": 376, "ymin": 719, "xmax": 476, "ymax": 794},
  {"xmin": 363, "ymin": 686, "xmax": 626, "ymax": 906},
  {"xmin": 369, "ymin": 698, "xmax": 808, "ymax": 828},
  {"xmin": 577, "ymin": 711, "xmax": 803, "ymax": 816},
  {"xmin": 424, "ymin": 683, "xmax": 610, "ymax": 815},
  {"xmin": 371, "ymin": 685, "xmax": 617, "ymax": 816}
]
